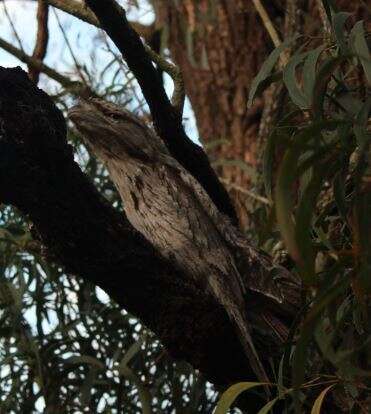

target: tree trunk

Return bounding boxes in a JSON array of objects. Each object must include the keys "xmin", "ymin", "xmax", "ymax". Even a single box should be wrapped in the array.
[{"xmin": 153, "ymin": 0, "xmax": 367, "ymax": 227}]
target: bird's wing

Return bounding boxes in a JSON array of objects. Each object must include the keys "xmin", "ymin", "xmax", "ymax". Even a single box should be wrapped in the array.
[{"xmin": 158, "ymin": 153, "xmax": 300, "ymax": 309}]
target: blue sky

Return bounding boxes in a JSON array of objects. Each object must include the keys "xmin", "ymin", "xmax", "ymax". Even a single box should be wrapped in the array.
[{"xmin": 0, "ymin": 0, "xmax": 199, "ymax": 141}]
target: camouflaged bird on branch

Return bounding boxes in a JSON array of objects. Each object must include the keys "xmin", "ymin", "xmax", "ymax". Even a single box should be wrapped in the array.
[{"xmin": 69, "ymin": 98, "xmax": 301, "ymax": 384}]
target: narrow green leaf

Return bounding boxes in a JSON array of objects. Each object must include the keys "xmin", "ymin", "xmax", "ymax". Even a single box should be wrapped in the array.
[
  {"xmin": 351, "ymin": 21, "xmax": 371, "ymax": 85},
  {"xmin": 303, "ymin": 46, "xmax": 324, "ymax": 103},
  {"xmin": 312, "ymin": 56, "xmax": 346, "ymax": 119},
  {"xmin": 354, "ymin": 96, "xmax": 371, "ymax": 146},
  {"xmin": 333, "ymin": 171, "xmax": 348, "ymax": 221},
  {"xmin": 263, "ymin": 130, "xmax": 277, "ymax": 200},
  {"xmin": 283, "ymin": 52, "xmax": 310, "ymax": 108},
  {"xmin": 248, "ymin": 36, "xmax": 299, "ymax": 107},
  {"xmin": 275, "ymin": 121, "xmax": 340, "ymax": 278},
  {"xmin": 314, "ymin": 320, "xmax": 337, "ymax": 365},
  {"xmin": 251, "ymin": 71, "xmax": 282, "ymax": 103},
  {"xmin": 293, "ymin": 278, "xmax": 349, "ymax": 391},
  {"xmin": 214, "ymin": 382, "xmax": 270, "ymax": 414},
  {"xmin": 311, "ymin": 385, "xmax": 335, "ymax": 413},
  {"xmin": 332, "ymin": 12, "xmax": 351, "ymax": 55},
  {"xmin": 295, "ymin": 164, "xmax": 327, "ymax": 280},
  {"xmin": 257, "ymin": 397, "xmax": 280, "ymax": 414},
  {"xmin": 275, "ymin": 142, "xmax": 300, "ymax": 266}
]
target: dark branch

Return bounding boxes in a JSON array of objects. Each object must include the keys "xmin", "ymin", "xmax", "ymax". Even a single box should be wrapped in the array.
[
  {"xmin": 85, "ymin": 0, "xmax": 238, "ymax": 225},
  {"xmin": 0, "ymin": 66, "xmax": 254, "ymax": 389}
]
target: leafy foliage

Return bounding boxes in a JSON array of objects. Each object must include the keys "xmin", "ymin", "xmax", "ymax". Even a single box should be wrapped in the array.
[{"xmin": 216, "ymin": 6, "xmax": 371, "ymax": 413}]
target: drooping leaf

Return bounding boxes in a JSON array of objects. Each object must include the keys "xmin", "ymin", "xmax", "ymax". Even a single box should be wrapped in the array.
[
  {"xmin": 263, "ymin": 129, "xmax": 278, "ymax": 201},
  {"xmin": 303, "ymin": 46, "xmax": 324, "ymax": 103},
  {"xmin": 257, "ymin": 397, "xmax": 280, "ymax": 414},
  {"xmin": 350, "ymin": 21, "xmax": 371, "ymax": 85},
  {"xmin": 275, "ymin": 139, "xmax": 301, "ymax": 266},
  {"xmin": 332, "ymin": 12, "xmax": 351, "ymax": 55},
  {"xmin": 312, "ymin": 56, "xmax": 347, "ymax": 119},
  {"xmin": 275, "ymin": 121, "xmax": 342, "ymax": 279},
  {"xmin": 295, "ymin": 163, "xmax": 327, "ymax": 280},
  {"xmin": 292, "ymin": 277, "xmax": 349, "ymax": 392},
  {"xmin": 283, "ymin": 51, "xmax": 310, "ymax": 108},
  {"xmin": 310, "ymin": 385, "xmax": 335, "ymax": 414},
  {"xmin": 214, "ymin": 382, "xmax": 270, "ymax": 414},
  {"xmin": 248, "ymin": 36, "xmax": 299, "ymax": 107}
]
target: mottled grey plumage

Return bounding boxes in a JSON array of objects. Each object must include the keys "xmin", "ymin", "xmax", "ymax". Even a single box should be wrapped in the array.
[{"xmin": 69, "ymin": 99, "xmax": 299, "ymax": 384}]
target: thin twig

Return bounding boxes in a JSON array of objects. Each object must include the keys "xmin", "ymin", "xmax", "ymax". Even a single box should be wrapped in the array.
[
  {"xmin": 0, "ymin": 36, "xmax": 93, "ymax": 97},
  {"xmin": 145, "ymin": 47, "xmax": 185, "ymax": 114},
  {"xmin": 46, "ymin": 0, "xmax": 155, "ymax": 40},
  {"xmin": 252, "ymin": 0, "xmax": 282, "ymax": 48},
  {"xmin": 2, "ymin": 1, "xmax": 25, "ymax": 53},
  {"xmin": 29, "ymin": 0, "xmax": 49, "ymax": 84},
  {"xmin": 45, "ymin": 0, "xmax": 185, "ymax": 115},
  {"xmin": 51, "ymin": 7, "xmax": 90, "ymax": 89},
  {"xmin": 220, "ymin": 178, "xmax": 271, "ymax": 205}
]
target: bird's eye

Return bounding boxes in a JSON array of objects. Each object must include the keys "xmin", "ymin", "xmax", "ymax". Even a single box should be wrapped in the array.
[{"xmin": 109, "ymin": 113, "xmax": 121, "ymax": 121}]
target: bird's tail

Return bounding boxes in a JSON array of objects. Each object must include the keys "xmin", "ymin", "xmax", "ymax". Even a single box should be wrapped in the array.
[{"xmin": 230, "ymin": 307, "xmax": 271, "ymax": 395}]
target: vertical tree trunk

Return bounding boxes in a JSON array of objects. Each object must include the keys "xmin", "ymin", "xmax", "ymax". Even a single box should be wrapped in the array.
[{"xmin": 152, "ymin": 0, "xmax": 366, "ymax": 227}]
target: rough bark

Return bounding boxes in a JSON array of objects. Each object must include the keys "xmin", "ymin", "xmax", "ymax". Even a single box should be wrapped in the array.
[
  {"xmin": 154, "ymin": 0, "xmax": 367, "ymax": 226},
  {"xmin": 0, "ymin": 67, "xmax": 290, "ymax": 396}
]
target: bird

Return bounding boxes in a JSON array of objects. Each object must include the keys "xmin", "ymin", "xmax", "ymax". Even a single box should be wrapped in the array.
[{"xmin": 69, "ymin": 98, "xmax": 300, "ymax": 385}]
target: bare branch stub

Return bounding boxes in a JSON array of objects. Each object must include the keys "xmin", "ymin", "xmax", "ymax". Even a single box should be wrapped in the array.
[{"xmin": 85, "ymin": 0, "xmax": 238, "ymax": 225}]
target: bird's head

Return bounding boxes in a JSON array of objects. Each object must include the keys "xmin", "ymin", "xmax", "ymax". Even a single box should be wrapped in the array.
[{"xmin": 69, "ymin": 99, "xmax": 159, "ymax": 164}]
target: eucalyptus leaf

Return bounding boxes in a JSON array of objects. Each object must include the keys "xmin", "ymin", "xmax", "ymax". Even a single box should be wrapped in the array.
[
  {"xmin": 351, "ymin": 21, "xmax": 371, "ymax": 85},
  {"xmin": 332, "ymin": 12, "xmax": 351, "ymax": 55},
  {"xmin": 214, "ymin": 382, "xmax": 270, "ymax": 414},
  {"xmin": 283, "ymin": 52, "xmax": 310, "ymax": 109},
  {"xmin": 248, "ymin": 36, "xmax": 299, "ymax": 107},
  {"xmin": 310, "ymin": 385, "xmax": 335, "ymax": 414}
]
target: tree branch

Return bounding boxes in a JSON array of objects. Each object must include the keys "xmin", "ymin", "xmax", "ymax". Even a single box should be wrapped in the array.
[
  {"xmin": 0, "ymin": 36, "xmax": 93, "ymax": 96},
  {"xmin": 29, "ymin": 0, "xmax": 49, "ymax": 84},
  {"xmin": 0, "ymin": 66, "xmax": 256, "ymax": 390},
  {"xmin": 46, "ymin": 0, "xmax": 155, "ymax": 41},
  {"xmin": 46, "ymin": 0, "xmax": 185, "ymax": 120}
]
